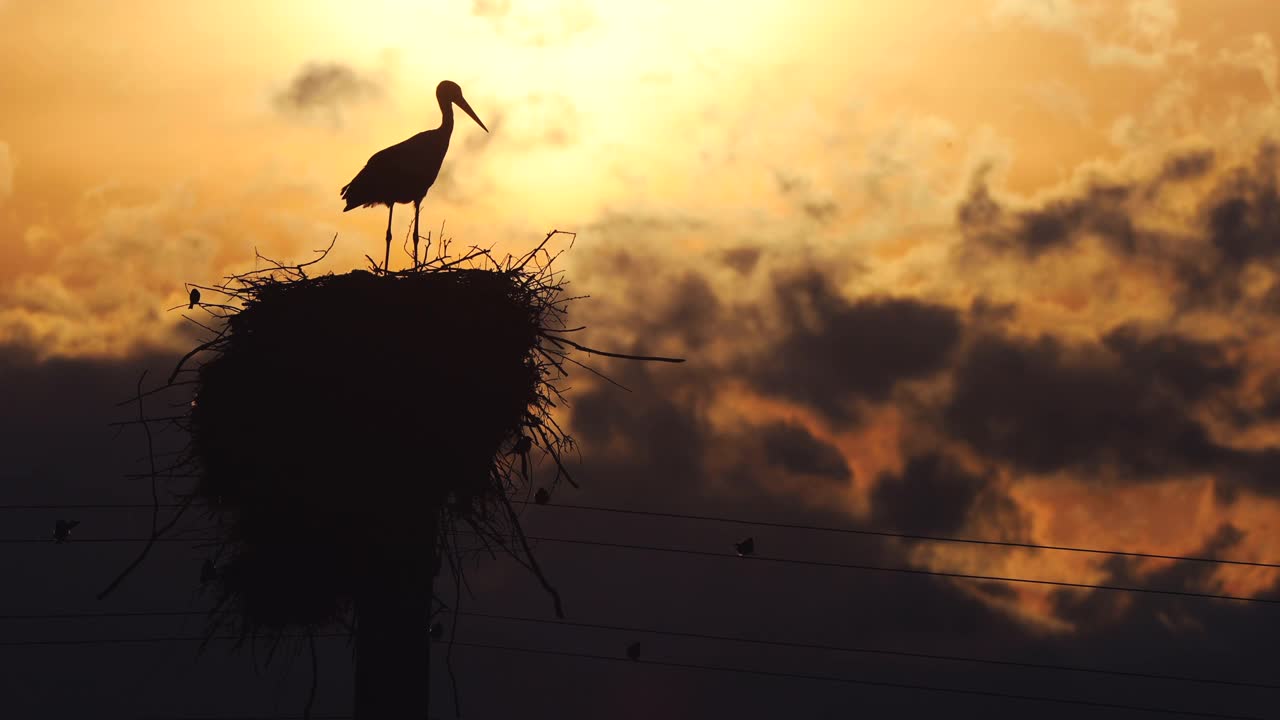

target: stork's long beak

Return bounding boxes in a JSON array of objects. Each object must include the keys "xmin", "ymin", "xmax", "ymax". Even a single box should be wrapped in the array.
[{"xmin": 456, "ymin": 95, "xmax": 488, "ymax": 133}]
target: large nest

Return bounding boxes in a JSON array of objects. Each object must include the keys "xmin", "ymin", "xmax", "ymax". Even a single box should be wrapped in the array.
[
  {"xmin": 187, "ymin": 237, "xmax": 589, "ymax": 633},
  {"xmin": 105, "ymin": 234, "xmax": 618, "ymax": 641},
  {"xmin": 101, "ymin": 232, "xmax": 683, "ymax": 652},
  {"xmin": 195, "ymin": 268, "xmax": 548, "ymax": 628},
  {"xmin": 198, "ymin": 266, "xmax": 541, "ymax": 500}
]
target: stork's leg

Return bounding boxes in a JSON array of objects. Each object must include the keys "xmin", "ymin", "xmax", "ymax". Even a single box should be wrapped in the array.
[
  {"xmin": 384, "ymin": 204, "xmax": 394, "ymax": 271},
  {"xmin": 412, "ymin": 199, "xmax": 421, "ymax": 266}
]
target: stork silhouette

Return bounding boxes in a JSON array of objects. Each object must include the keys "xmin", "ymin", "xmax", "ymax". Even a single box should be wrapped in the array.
[{"xmin": 340, "ymin": 80, "xmax": 488, "ymax": 269}]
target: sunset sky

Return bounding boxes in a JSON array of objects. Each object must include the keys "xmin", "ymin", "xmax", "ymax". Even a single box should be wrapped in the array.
[{"xmin": 3, "ymin": 1, "xmax": 1280, "ymax": 717}]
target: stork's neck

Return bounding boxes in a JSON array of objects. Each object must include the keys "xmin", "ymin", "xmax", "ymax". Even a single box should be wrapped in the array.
[{"xmin": 437, "ymin": 95, "xmax": 454, "ymax": 132}]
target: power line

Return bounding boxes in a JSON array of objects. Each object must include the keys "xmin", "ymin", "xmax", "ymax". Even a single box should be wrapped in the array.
[
  {"xmin": 1, "ymin": 627, "xmax": 1266, "ymax": 719},
  {"xmin": 3, "ymin": 499, "xmax": 1276, "ymax": 570},
  {"xmin": 533, "ymin": 502, "xmax": 1280, "ymax": 570},
  {"xmin": 0, "ymin": 537, "xmax": 215, "ymax": 544},
  {"xmin": 0, "ymin": 633, "xmax": 345, "ymax": 648},
  {"xmin": 0, "ymin": 610, "xmax": 208, "ymax": 620},
  {"xmin": 135, "ymin": 715, "xmax": 467, "ymax": 720},
  {"xmin": 0, "ymin": 503, "xmax": 171, "ymax": 509},
  {"xmin": 505, "ymin": 534, "xmax": 1280, "ymax": 606},
  {"xmin": 459, "ymin": 610, "xmax": 1280, "ymax": 691},
  {"xmin": 2, "ymin": 532, "xmax": 1277, "ymax": 606},
  {"xmin": 449, "ymin": 639, "xmax": 1269, "ymax": 720},
  {"xmin": 5, "ymin": 608, "xmax": 1275, "ymax": 692},
  {"xmin": 135, "ymin": 711, "xmax": 454, "ymax": 719}
]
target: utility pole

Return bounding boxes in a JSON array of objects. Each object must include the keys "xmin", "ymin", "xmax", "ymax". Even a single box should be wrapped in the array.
[{"xmin": 353, "ymin": 544, "xmax": 435, "ymax": 719}]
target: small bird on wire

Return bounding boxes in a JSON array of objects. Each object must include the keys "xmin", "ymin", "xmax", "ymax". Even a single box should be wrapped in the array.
[
  {"xmin": 200, "ymin": 559, "xmax": 218, "ymax": 585},
  {"xmin": 626, "ymin": 642, "xmax": 641, "ymax": 661},
  {"xmin": 534, "ymin": 487, "xmax": 550, "ymax": 505},
  {"xmin": 188, "ymin": 288, "xmax": 200, "ymax": 310},
  {"xmin": 52, "ymin": 519, "xmax": 80, "ymax": 543},
  {"xmin": 340, "ymin": 80, "xmax": 488, "ymax": 270},
  {"xmin": 734, "ymin": 537, "xmax": 755, "ymax": 557}
]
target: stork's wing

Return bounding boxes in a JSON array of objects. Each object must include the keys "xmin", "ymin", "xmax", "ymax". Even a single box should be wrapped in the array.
[{"xmin": 340, "ymin": 132, "xmax": 445, "ymax": 210}]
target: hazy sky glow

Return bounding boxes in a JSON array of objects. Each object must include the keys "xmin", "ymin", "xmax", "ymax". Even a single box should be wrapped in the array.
[{"xmin": 4, "ymin": 2, "xmax": 1280, "ymax": 716}]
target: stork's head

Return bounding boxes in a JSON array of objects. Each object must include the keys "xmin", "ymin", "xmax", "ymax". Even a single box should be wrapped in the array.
[{"xmin": 437, "ymin": 80, "xmax": 488, "ymax": 133}]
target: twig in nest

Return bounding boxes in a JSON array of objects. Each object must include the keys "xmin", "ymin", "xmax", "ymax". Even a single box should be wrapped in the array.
[
  {"xmin": 512, "ymin": 230, "xmax": 575, "ymax": 272},
  {"xmin": 539, "ymin": 346, "xmax": 633, "ymax": 393},
  {"xmin": 167, "ymin": 335, "xmax": 225, "ymax": 385},
  {"xmin": 252, "ymin": 235, "xmax": 336, "ymax": 280},
  {"xmin": 443, "ymin": 540, "xmax": 467, "ymax": 717},
  {"xmin": 500, "ymin": 496, "xmax": 565, "ymax": 619},
  {"xmin": 540, "ymin": 333, "xmax": 685, "ymax": 363},
  {"xmin": 98, "ymin": 372, "xmax": 194, "ymax": 600},
  {"xmin": 304, "ymin": 632, "xmax": 318, "ymax": 720},
  {"xmin": 113, "ymin": 380, "xmax": 197, "ymax": 408}
]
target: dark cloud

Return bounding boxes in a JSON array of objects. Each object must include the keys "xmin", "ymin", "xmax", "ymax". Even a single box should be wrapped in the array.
[
  {"xmin": 1175, "ymin": 144, "xmax": 1280, "ymax": 308},
  {"xmin": 967, "ymin": 295, "xmax": 1018, "ymax": 324},
  {"xmin": 956, "ymin": 164, "xmax": 1003, "ymax": 230},
  {"xmin": 273, "ymin": 62, "xmax": 380, "ymax": 124},
  {"xmin": 753, "ymin": 421, "xmax": 851, "ymax": 484},
  {"xmin": 721, "ymin": 246, "xmax": 761, "ymax": 275},
  {"xmin": 957, "ymin": 142, "xmax": 1280, "ymax": 315},
  {"xmin": 647, "ymin": 271, "xmax": 724, "ymax": 352},
  {"xmin": 1156, "ymin": 147, "xmax": 1217, "ymax": 184},
  {"xmin": 870, "ymin": 454, "xmax": 991, "ymax": 535},
  {"xmin": 560, "ymin": 358, "xmax": 718, "ymax": 509},
  {"xmin": 1205, "ymin": 149, "xmax": 1280, "ymax": 269},
  {"xmin": 1251, "ymin": 372, "xmax": 1280, "ymax": 420},
  {"xmin": 570, "ymin": 246, "xmax": 734, "ymax": 356},
  {"xmin": 1049, "ymin": 522, "xmax": 1275, "ymax": 632},
  {"xmin": 1035, "ymin": 534, "xmax": 1279, "ymax": 716},
  {"xmin": 943, "ymin": 331, "xmax": 1239, "ymax": 477},
  {"xmin": 802, "ymin": 199, "xmax": 838, "ymax": 222},
  {"xmin": 962, "ymin": 178, "xmax": 1138, "ymax": 257},
  {"xmin": 1100, "ymin": 324, "xmax": 1240, "ymax": 402},
  {"xmin": 745, "ymin": 270, "xmax": 962, "ymax": 426}
]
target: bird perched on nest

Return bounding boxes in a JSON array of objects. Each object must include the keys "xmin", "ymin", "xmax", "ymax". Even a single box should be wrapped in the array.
[
  {"xmin": 340, "ymin": 80, "xmax": 488, "ymax": 270},
  {"xmin": 52, "ymin": 519, "xmax": 80, "ymax": 543}
]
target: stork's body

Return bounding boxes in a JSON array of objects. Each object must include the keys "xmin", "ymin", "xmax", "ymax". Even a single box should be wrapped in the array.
[{"xmin": 341, "ymin": 80, "xmax": 488, "ymax": 269}]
